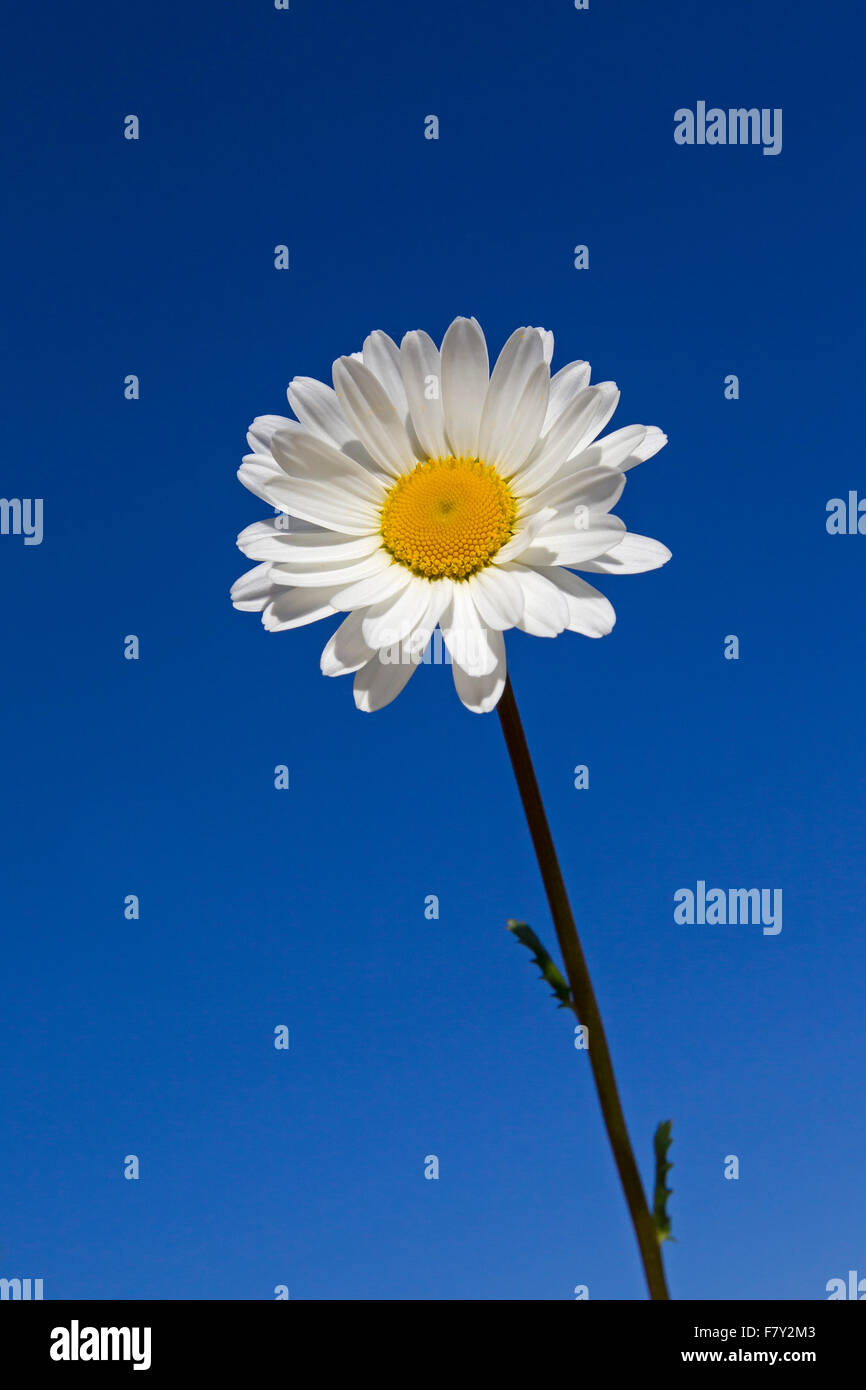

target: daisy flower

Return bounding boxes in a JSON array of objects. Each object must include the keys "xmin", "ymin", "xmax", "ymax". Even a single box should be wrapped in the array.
[{"xmin": 232, "ymin": 317, "xmax": 670, "ymax": 713}]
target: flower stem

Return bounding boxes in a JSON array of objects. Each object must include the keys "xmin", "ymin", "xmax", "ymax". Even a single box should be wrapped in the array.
[{"xmin": 497, "ymin": 674, "xmax": 670, "ymax": 1301}]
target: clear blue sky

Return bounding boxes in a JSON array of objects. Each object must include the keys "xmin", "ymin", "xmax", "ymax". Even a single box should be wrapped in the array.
[{"xmin": 2, "ymin": 0, "xmax": 863, "ymax": 1300}]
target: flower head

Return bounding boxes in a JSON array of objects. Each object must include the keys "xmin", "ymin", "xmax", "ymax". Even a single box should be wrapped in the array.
[{"xmin": 232, "ymin": 318, "xmax": 670, "ymax": 712}]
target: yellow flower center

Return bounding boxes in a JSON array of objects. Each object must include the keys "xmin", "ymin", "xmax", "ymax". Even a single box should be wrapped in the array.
[{"xmin": 380, "ymin": 456, "xmax": 517, "ymax": 579}]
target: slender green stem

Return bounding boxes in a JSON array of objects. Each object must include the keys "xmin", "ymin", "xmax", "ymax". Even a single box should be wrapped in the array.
[{"xmin": 497, "ymin": 674, "xmax": 669, "ymax": 1301}]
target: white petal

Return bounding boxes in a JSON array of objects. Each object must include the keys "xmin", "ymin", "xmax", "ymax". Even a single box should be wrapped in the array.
[
  {"xmin": 515, "ymin": 383, "xmax": 620, "ymax": 494},
  {"xmin": 519, "ymin": 515, "xmax": 627, "ymax": 567},
  {"xmin": 494, "ymin": 509, "xmax": 558, "ymax": 563},
  {"xmin": 265, "ymin": 430, "xmax": 384, "ymax": 533},
  {"xmin": 261, "ymin": 515, "xmax": 327, "ymax": 534},
  {"xmin": 451, "ymin": 629, "xmax": 507, "ymax": 713},
  {"xmin": 496, "ymin": 362, "xmax": 551, "ymax": 476},
  {"xmin": 477, "ymin": 327, "xmax": 545, "ymax": 467},
  {"xmin": 440, "ymin": 583, "xmax": 498, "ymax": 676},
  {"xmin": 618, "ymin": 425, "xmax": 668, "ymax": 471},
  {"xmin": 543, "ymin": 360, "xmax": 591, "ymax": 432},
  {"xmin": 574, "ymin": 423, "xmax": 647, "ymax": 470},
  {"xmin": 567, "ymin": 423, "xmax": 667, "ymax": 474},
  {"xmin": 535, "ymin": 328, "xmax": 554, "ymax": 364},
  {"xmin": 543, "ymin": 567, "xmax": 616, "ymax": 636},
  {"xmin": 526, "ymin": 463, "xmax": 626, "ymax": 518},
  {"xmin": 237, "ymin": 459, "xmax": 290, "ymax": 508},
  {"xmin": 247, "ymin": 469, "xmax": 379, "ymax": 534},
  {"xmin": 237, "ymin": 520, "xmax": 382, "ymax": 563},
  {"xmin": 332, "ymin": 356, "xmax": 417, "ymax": 478},
  {"xmin": 247, "ymin": 415, "xmax": 294, "ymax": 458},
  {"xmin": 536, "ymin": 422, "xmax": 668, "ymax": 492},
  {"xmin": 362, "ymin": 331, "xmax": 409, "ymax": 418},
  {"xmin": 440, "ymin": 317, "xmax": 489, "ymax": 457},
  {"xmin": 360, "ymin": 577, "xmax": 437, "ymax": 649},
  {"xmin": 504, "ymin": 565, "xmax": 570, "ymax": 637},
  {"xmin": 264, "ymin": 548, "xmax": 394, "ymax": 588},
  {"xmin": 321, "ymin": 610, "xmax": 376, "ymax": 676},
  {"xmin": 286, "ymin": 377, "xmax": 376, "ymax": 470},
  {"xmin": 571, "ymin": 382, "xmax": 620, "ymax": 451},
  {"xmin": 400, "ymin": 329, "xmax": 449, "ymax": 459},
  {"xmin": 271, "ymin": 425, "xmax": 386, "ymax": 501},
  {"xmin": 578, "ymin": 533, "xmax": 672, "ymax": 574},
  {"xmin": 353, "ymin": 649, "xmax": 421, "ymax": 712},
  {"xmin": 262, "ymin": 588, "xmax": 338, "ymax": 631},
  {"xmin": 230, "ymin": 562, "xmax": 274, "ymax": 611},
  {"xmin": 465, "ymin": 565, "xmax": 524, "ymax": 629},
  {"xmin": 381, "ymin": 579, "xmax": 451, "ymax": 663},
  {"xmin": 328, "ymin": 562, "xmax": 412, "ymax": 611}
]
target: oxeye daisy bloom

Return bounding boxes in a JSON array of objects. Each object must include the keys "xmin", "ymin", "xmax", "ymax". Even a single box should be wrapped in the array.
[
  {"xmin": 231, "ymin": 316, "xmax": 676, "ymax": 1298},
  {"xmin": 232, "ymin": 317, "xmax": 670, "ymax": 712}
]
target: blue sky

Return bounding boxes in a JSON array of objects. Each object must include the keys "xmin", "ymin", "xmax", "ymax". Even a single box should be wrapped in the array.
[{"xmin": 2, "ymin": 0, "xmax": 863, "ymax": 1299}]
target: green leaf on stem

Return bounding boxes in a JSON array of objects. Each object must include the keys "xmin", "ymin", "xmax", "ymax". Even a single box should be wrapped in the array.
[
  {"xmin": 653, "ymin": 1120, "xmax": 675, "ymax": 1244},
  {"xmin": 507, "ymin": 919, "xmax": 572, "ymax": 1009}
]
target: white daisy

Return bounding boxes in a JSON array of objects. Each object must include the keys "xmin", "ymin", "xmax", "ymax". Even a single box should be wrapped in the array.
[{"xmin": 232, "ymin": 317, "xmax": 671, "ymax": 713}]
